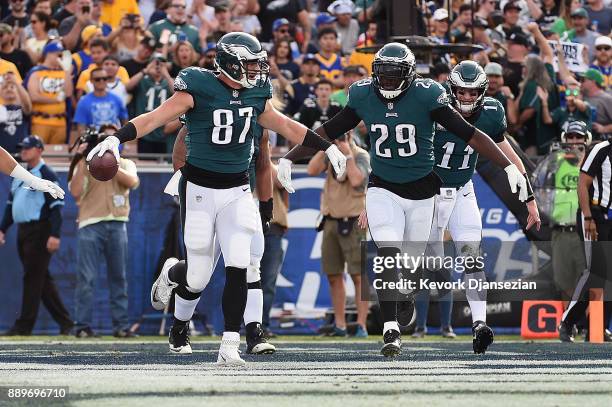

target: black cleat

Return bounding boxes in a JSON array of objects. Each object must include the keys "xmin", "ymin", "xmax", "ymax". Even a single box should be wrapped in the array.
[
  {"xmin": 169, "ymin": 321, "xmax": 192, "ymax": 354},
  {"xmin": 558, "ymin": 321, "xmax": 575, "ymax": 343},
  {"xmin": 397, "ymin": 296, "xmax": 416, "ymax": 327},
  {"xmin": 75, "ymin": 327, "xmax": 100, "ymax": 338},
  {"xmin": 246, "ymin": 322, "xmax": 276, "ymax": 354},
  {"xmin": 472, "ymin": 321, "xmax": 494, "ymax": 354},
  {"xmin": 381, "ymin": 329, "xmax": 401, "ymax": 357}
]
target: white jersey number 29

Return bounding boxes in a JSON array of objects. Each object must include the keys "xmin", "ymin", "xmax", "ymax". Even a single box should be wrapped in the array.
[{"xmin": 371, "ymin": 123, "xmax": 418, "ymax": 158}]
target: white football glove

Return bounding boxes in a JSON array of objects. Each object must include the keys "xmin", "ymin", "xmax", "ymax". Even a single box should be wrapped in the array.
[
  {"xmin": 28, "ymin": 178, "xmax": 65, "ymax": 199},
  {"xmin": 277, "ymin": 158, "xmax": 295, "ymax": 193},
  {"xmin": 325, "ymin": 144, "xmax": 347, "ymax": 179},
  {"xmin": 86, "ymin": 135, "xmax": 121, "ymax": 163},
  {"xmin": 504, "ymin": 164, "xmax": 528, "ymax": 202},
  {"xmin": 10, "ymin": 165, "xmax": 65, "ymax": 199}
]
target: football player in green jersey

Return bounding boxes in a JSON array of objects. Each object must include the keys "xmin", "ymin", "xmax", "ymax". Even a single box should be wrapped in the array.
[
  {"xmin": 423, "ymin": 61, "xmax": 541, "ymax": 354},
  {"xmin": 163, "ymin": 124, "xmax": 277, "ymax": 356},
  {"xmin": 277, "ymin": 43, "xmax": 529, "ymax": 357},
  {"xmin": 88, "ymin": 32, "xmax": 346, "ymax": 366}
]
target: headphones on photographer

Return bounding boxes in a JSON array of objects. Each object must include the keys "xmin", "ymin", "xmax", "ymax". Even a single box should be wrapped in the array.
[{"xmin": 560, "ymin": 121, "xmax": 592, "ymax": 145}]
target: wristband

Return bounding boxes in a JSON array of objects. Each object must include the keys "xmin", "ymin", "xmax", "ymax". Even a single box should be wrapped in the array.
[
  {"xmin": 523, "ymin": 173, "xmax": 534, "ymax": 200},
  {"xmin": 115, "ymin": 122, "xmax": 138, "ymax": 143},
  {"xmin": 302, "ymin": 128, "xmax": 332, "ymax": 151},
  {"xmin": 259, "ymin": 198, "xmax": 273, "ymax": 219}
]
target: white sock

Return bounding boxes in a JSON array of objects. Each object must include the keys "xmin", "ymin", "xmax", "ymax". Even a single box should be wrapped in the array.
[
  {"xmin": 469, "ymin": 301, "xmax": 487, "ymax": 323},
  {"xmin": 244, "ymin": 288, "xmax": 263, "ymax": 325},
  {"xmin": 174, "ymin": 294, "xmax": 199, "ymax": 322},
  {"xmin": 222, "ymin": 331, "xmax": 240, "ymax": 342},
  {"xmin": 383, "ymin": 321, "xmax": 400, "ymax": 334}
]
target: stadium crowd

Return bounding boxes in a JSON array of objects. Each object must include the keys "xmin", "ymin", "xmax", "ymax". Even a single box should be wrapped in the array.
[{"xmin": 0, "ymin": 0, "xmax": 611, "ymax": 338}]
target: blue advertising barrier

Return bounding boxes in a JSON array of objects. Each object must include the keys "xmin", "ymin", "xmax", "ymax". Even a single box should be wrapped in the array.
[{"xmin": 0, "ymin": 168, "xmax": 528, "ymax": 334}]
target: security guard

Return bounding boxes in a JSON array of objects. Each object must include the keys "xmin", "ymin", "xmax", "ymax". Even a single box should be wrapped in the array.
[{"xmin": 0, "ymin": 135, "xmax": 73, "ymax": 335}]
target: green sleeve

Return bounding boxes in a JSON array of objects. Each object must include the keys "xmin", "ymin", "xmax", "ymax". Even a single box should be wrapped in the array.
[
  {"xmin": 426, "ymin": 79, "xmax": 450, "ymax": 111},
  {"xmin": 519, "ymin": 82, "xmax": 539, "ymax": 110}
]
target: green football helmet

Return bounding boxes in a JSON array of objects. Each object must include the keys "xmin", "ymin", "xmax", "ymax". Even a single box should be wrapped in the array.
[
  {"xmin": 448, "ymin": 61, "xmax": 488, "ymax": 115},
  {"xmin": 215, "ymin": 32, "xmax": 269, "ymax": 88},
  {"xmin": 372, "ymin": 42, "xmax": 416, "ymax": 99}
]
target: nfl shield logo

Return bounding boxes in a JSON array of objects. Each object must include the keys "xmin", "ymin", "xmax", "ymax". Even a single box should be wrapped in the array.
[
  {"xmin": 196, "ymin": 196, "xmax": 202, "ymax": 203},
  {"xmin": 233, "ymin": 90, "xmax": 239, "ymax": 98},
  {"xmin": 387, "ymin": 102, "xmax": 393, "ymax": 110}
]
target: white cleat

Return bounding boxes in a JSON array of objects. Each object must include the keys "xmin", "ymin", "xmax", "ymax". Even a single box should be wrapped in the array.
[
  {"xmin": 216, "ymin": 338, "xmax": 246, "ymax": 366},
  {"xmin": 151, "ymin": 258, "xmax": 179, "ymax": 311}
]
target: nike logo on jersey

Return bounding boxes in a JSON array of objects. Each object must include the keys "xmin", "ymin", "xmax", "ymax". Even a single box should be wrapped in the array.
[{"xmin": 242, "ymin": 187, "xmax": 249, "ymax": 192}]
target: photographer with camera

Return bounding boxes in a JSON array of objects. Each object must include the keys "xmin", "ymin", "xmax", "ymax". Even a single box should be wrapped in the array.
[
  {"xmin": 68, "ymin": 124, "xmax": 139, "ymax": 338},
  {"xmin": 307, "ymin": 130, "xmax": 370, "ymax": 338},
  {"xmin": 126, "ymin": 52, "xmax": 173, "ymax": 155}
]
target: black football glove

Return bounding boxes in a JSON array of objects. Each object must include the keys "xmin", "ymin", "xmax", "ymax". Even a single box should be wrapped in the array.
[{"xmin": 259, "ymin": 199, "xmax": 273, "ymax": 234}]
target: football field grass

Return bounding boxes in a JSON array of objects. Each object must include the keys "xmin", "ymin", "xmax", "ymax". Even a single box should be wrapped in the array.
[{"xmin": 1, "ymin": 335, "xmax": 611, "ymax": 406}]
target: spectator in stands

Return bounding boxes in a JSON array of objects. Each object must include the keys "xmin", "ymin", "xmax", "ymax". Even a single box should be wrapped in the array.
[
  {"xmin": 501, "ymin": 31, "xmax": 531, "ymax": 97},
  {"xmin": 431, "ymin": 62, "xmax": 451, "ymax": 84},
  {"xmin": 0, "ymin": 135, "xmax": 73, "ymax": 336},
  {"xmin": 187, "ymin": 0, "xmax": 217, "ymax": 35},
  {"xmin": 99, "ymin": 0, "xmax": 140, "ymax": 29},
  {"xmin": 229, "ymin": 0, "xmax": 260, "ymax": 37},
  {"xmin": 23, "ymin": 0, "xmax": 59, "ymax": 41},
  {"xmin": 551, "ymin": 0, "xmax": 580, "ymax": 37},
  {"xmin": 58, "ymin": 0, "xmax": 112, "ymax": 52},
  {"xmin": 485, "ymin": 62, "xmax": 519, "ymax": 126},
  {"xmin": 307, "ymin": 131, "xmax": 370, "ymax": 338},
  {"xmin": 295, "ymin": 78, "xmax": 342, "ymax": 131},
  {"xmin": 26, "ymin": 41, "xmax": 72, "ymax": 145},
  {"xmin": 120, "ymin": 34, "xmax": 155, "ymax": 77},
  {"xmin": 430, "ymin": 8, "xmax": 450, "ymax": 45},
  {"xmin": 169, "ymin": 40, "xmax": 197, "ymax": 78},
  {"xmin": 331, "ymin": 64, "xmax": 366, "ymax": 107},
  {"xmin": 259, "ymin": 160, "xmax": 289, "ymax": 336},
  {"xmin": 564, "ymin": 8, "xmax": 600, "ymax": 62},
  {"xmin": 532, "ymin": 0, "xmax": 562, "ymax": 31},
  {"xmin": 53, "ymin": 0, "xmax": 79, "ymax": 24},
  {"xmin": 585, "ymin": 0, "xmax": 611, "ymax": 35},
  {"xmin": 148, "ymin": 0, "xmax": 201, "ymax": 54},
  {"xmin": 208, "ymin": 4, "xmax": 231, "ymax": 42},
  {"xmin": 267, "ymin": 18, "xmax": 302, "ymax": 59},
  {"xmin": 517, "ymin": 23, "xmax": 559, "ymax": 155},
  {"xmin": 0, "ymin": 72, "xmax": 31, "ymax": 153},
  {"xmin": 76, "ymin": 39, "xmax": 130, "ymax": 99},
  {"xmin": 475, "ymin": 0, "xmax": 496, "ymax": 22},
  {"xmin": 198, "ymin": 42, "xmax": 216, "ymax": 70},
  {"xmin": 356, "ymin": 20, "xmax": 377, "ymax": 48},
  {"xmin": 2, "ymin": 0, "xmax": 29, "ymax": 28},
  {"xmin": 0, "ymin": 23, "xmax": 32, "ymax": 78},
  {"xmin": 497, "ymin": 0, "xmax": 523, "ymax": 39},
  {"xmin": 540, "ymin": 81, "xmax": 593, "ymax": 133},
  {"xmin": 126, "ymin": 53, "xmax": 173, "ymax": 154},
  {"xmin": 73, "ymin": 67, "xmax": 128, "ymax": 133},
  {"xmin": 315, "ymin": 28, "xmax": 345, "ymax": 88},
  {"xmin": 285, "ymin": 53, "xmax": 320, "ymax": 115},
  {"xmin": 24, "ymin": 12, "xmax": 55, "ymax": 64},
  {"xmin": 450, "ymin": 3, "xmax": 472, "ymax": 43},
  {"xmin": 85, "ymin": 55, "xmax": 128, "ymax": 106},
  {"xmin": 580, "ymin": 68, "xmax": 612, "ymax": 139},
  {"xmin": 107, "ymin": 14, "xmax": 144, "ymax": 63},
  {"xmin": 328, "ymin": 0, "xmax": 359, "ymax": 55},
  {"xmin": 69, "ymin": 125, "xmax": 139, "ymax": 338},
  {"xmin": 591, "ymin": 35, "xmax": 611, "ymax": 90},
  {"xmin": 270, "ymin": 39, "xmax": 300, "ymax": 81},
  {"xmin": 258, "ymin": 0, "xmax": 311, "ymax": 53}
]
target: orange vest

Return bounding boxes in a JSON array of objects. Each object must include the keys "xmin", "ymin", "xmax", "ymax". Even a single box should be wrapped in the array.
[{"xmin": 30, "ymin": 67, "xmax": 66, "ymax": 127}]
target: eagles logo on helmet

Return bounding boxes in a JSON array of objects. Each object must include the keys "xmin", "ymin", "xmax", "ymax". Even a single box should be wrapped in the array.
[{"xmin": 215, "ymin": 32, "xmax": 270, "ymax": 89}]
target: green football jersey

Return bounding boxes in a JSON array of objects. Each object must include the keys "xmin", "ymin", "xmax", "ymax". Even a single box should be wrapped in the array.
[
  {"xmin": 175, "ymin": 67, "xmax": 272, "ymax": 174},
  {"xmin": 133, "ymin": 75, "xmax": 171, "ymax": 142},
  {"xmin": 433, "ymin": 97, "xmax": 507, "ymax": 188},
  {"xmin": 346, "ymin": 77, "xmax": 450, "ymax": 183}
]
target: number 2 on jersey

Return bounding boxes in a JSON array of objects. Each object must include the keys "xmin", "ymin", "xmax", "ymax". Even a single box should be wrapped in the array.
[
  {"xmin": 371, "ymin": 123, "xmax": 418, "ymax": 158},
  {"xmin": 212, "ymin": 107, "xmax": 254, "ymax": 145}
]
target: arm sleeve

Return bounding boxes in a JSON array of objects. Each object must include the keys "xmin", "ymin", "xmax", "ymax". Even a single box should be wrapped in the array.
[
  {"xmin": 48, "ymin": 206, "xmax": 62, "ymax": 238},
  {"xmin": 0, "ymin": 191, "xmax": 14, "ymax": 233},
  {"xmin": 321, "ymin": 105, "xmax": 362, "ymax": 140},
  {"xmin": 430, "ymin": 105, "xmax": 475, "ymax": 142},
  {"xmin": 581, "ymin": 142, "xmax": 609, "ymax": 177}
]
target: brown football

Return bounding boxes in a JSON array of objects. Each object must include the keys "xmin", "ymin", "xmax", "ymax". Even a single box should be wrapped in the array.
[{"xmin": 88, "ymin": 151, "xmax": 119, "ymax": 181}]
